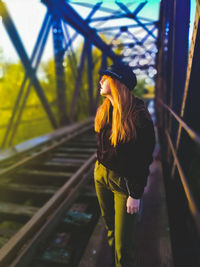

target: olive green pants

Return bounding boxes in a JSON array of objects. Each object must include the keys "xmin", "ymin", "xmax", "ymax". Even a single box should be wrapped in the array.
[{"xmin": 94, "ymin": 160, "xmax": 138, "ymax": 267}]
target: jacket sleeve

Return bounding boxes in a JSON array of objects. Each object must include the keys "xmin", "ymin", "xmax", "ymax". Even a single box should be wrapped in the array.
[{"xmin": 123, "ymin": 115, "xmax": 156, "ymax": 199}]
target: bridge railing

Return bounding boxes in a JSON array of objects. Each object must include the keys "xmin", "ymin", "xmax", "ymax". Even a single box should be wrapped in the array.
[{"xmin": 155, "ymin": 0, "xmax": 200, "ymax": 265}]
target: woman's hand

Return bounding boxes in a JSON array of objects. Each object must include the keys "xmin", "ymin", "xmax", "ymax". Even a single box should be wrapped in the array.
[{"xmin": 126, "ymin": 196, "xmax": 140, "ymax": 214}]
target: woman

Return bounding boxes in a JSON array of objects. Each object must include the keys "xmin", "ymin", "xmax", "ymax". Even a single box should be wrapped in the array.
[{"xmin": 94, "ymin": 64, "xmax": 156, "ymax": 267}]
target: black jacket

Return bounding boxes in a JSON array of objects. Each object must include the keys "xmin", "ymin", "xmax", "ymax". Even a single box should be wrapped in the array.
[{"xmin": 95, "ymin": 97, "xmax": 155, "ymax": 199}]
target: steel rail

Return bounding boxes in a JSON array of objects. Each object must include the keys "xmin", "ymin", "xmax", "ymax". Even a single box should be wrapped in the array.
[
  {"xmin": 157, "ymin": 98, "xmax": 200, "ymax": 145},
  {"xmin": 0, "ymin": 119, "xmax": 94, "ymax": 177},
  {"xmin": 0, "ymin": 152, "xmax": 96, "ymax": 266},
  {"xmin": 165, "ymin": 130, "xmax": 200, "ymax": 234},
  {"xmin": 10, "ymin": 165, "xmax": 96, "ymax": 267}
]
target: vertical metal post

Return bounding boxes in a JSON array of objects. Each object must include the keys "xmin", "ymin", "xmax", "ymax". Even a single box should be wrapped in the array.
[
  {"xmin": 164, "ymin": 0, "xmax": 175, "ymax": 164},
  {"xmin": 69, "ymin": 42, "xmax": 87, "ymax": 122},
  {"xmin": 155, "ymin": 0, "xmax": 169, "ymax": 163},
  {"xmin": 155, "ymin": 0, "xmax": 165, "ymax": 131},
  {"xmin": 52, "ymin": 14, "xmax": 68, "ymax": 126},
  {"xmin": 171, "ymin": 0, "xmax": 189, "ymax": 115},
  {"xmin": 62, "ymin": 23, "xmax": 78, "ymax": 78},
  {"xmin": 170, "ymin": 0, "xmax": 190, "ymax": 144},
  {"xmin": 86, "ymin": 40, "xmax": 94, "ymax": 115}
]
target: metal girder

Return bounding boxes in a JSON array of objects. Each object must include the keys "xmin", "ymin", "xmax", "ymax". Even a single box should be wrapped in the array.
[
  {"xmin": 42, "ymin": 0, "xmax": 121, "ymax": 64},
  {"xmin": 0, "ymin": 1, "xmax": 58, "ymax": 130},
  {"xmin": 126, "ymin": 29, "xmax": 140, "ymax": 43},
  {"xmin": 0, "ymin": 0, "xmax": 159, "ymax": 146},
  {"xmin": 63, "ymin": 1, "xmax": 103, "ymax": 122},
  {"xmin": 68, "ymin": 1, "xmax": 154, "ymax": 22},
  {"xmin": 116, "ymin": 1, "xmax": 157, "ymax": 40},
  {"xmin": 112, "ymin": 41, "xmax": 155, "ymax": 48},
  {"xmin": 122, "ymin": 29, "xmax": 157, "ymax": 58},
  {"xmin": 69, "ymin": 42, "xmax": 87, "ymax": 122},
  {"xmin": 90, "ymin": 15, "xmax": 154, "ymax": 23},
  {"xmin": 52, "ymin": 14, "xmax": 69, "ymax": 126},
  {"xmin": 63, "ymin": 30, "xmax": 79, "ymax": 55},
  {"xmin": 64, "ymin": 0, "xmax": 158, "ymax": 77},
  {"xmin": 115, "ymin": 1, "xmax": 134, "ymax": 14},
  {"xmin": 109, "ymin": 31, "xmax": 123, "ymax": 46},
  {"xmin": 86, "ymin": 40, "xmax": 94, "ymax": 115},
  {"xmin": 175, "ymin": 7, "xmax": 200, "ymax": 153},
  {"xmin": 168, "ymin": 0, "xmax": 190, "ymax": 144},
  {"xmin": 61, "ymin": 0, "xmax": 103, "ymax": 78},
  {"xmin": 132, "ymin": 1, "xmax": 148, "ymax": 16},
  {"xmin": 91, "ymin": 1, "xmax": 157, "ymax": 77},
  {"xmin": 141, "ymin": 25, "xmax": 158, "ymax": 43},
  {"xmin": 62, "ymin": 0, "xmax": 102, "ymax": 76},
  {"xmin": 87, "ymin": 1, "xmax": 103, "ymax": 18},
  {"xmin": 62, "ymin": 24, "xmax": 78, "ymax": 78},
  {"xmin": 88, "ymin": 0, "xmax": 148, "ymax": 23},
  {"xmin": 68, "ymin": 1, "xmax": 133, "ymax": 16},
  {"xmin": 96, "ymin": 22, "xmax": 156, "ymax": 32}
]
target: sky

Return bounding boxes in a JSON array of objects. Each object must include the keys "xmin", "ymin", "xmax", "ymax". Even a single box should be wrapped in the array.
[{"xmin": 0, "ymin": 0, "xmax": 197, "ymax": 63}]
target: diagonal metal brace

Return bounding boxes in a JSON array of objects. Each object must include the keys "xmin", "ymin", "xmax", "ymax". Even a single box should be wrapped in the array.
[
  {"xmin": 0, "ymin": 1, "xmax": 58, "ymax": 129},
  {"xmin": 42, "ymin": 0, "xmax": 122, "ymax": 64},
  {"xmin": 116, "ymin": 1, "xmax": 157, "ymax": 39}
]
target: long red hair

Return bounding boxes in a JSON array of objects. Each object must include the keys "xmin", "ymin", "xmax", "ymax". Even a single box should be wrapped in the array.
[{"xmin": 94, "ymin": 75, "xmax": 147, "ymax": 147}]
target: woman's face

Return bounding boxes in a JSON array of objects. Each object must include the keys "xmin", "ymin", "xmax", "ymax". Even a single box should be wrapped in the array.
[{"xmin": 99, "ymin": 76, "xmax": 111, "ymax": 96}]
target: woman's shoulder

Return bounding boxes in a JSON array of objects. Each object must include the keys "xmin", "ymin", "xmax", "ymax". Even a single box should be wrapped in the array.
[
  {"xmin": 135, "ymin": 97, "xmax": 148, "ymax": 111},
  {"xmin": 134, "ymin": 97, "xmax": 153, "ymax": 128},
  {"xmin": 135, "ymin": 96, "xmax": 145, "ymax": 105}
]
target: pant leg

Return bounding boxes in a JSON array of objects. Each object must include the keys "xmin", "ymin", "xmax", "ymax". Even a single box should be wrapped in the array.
[
  {"xmin": 107, "ymin": 168, "xmax": 138, "ymax": 267},
  {"xmin": 114, "ymin": 192, "xmax": 138, "ymax": 267},
  {"xmin": 94, "ymin": 160, "xmax": 115, "ymax": 249},
  {"xmin": 94, "ymin": 161, "xmax": 138, "ymax": 267}
]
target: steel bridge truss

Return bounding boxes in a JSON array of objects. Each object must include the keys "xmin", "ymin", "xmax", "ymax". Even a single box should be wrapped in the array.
[{"xmin": 0, "ymin": 0, "xmax": 158, "ymax": 148}]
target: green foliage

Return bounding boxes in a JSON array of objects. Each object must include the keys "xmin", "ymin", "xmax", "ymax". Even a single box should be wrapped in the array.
[{"xmin": 132, "ymin": 78, "xmax": 148, "ymax": 98}]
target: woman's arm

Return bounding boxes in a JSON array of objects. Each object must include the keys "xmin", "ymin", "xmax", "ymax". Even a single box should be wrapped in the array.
[{"xmin": 124, "ymin": 117, "xmax": 156, "ymax": 201}]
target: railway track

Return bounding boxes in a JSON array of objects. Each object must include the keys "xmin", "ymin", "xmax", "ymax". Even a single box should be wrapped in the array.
[{"xmin": 0, "ymin": 118, "xmax": 100, "ymax": 266}]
